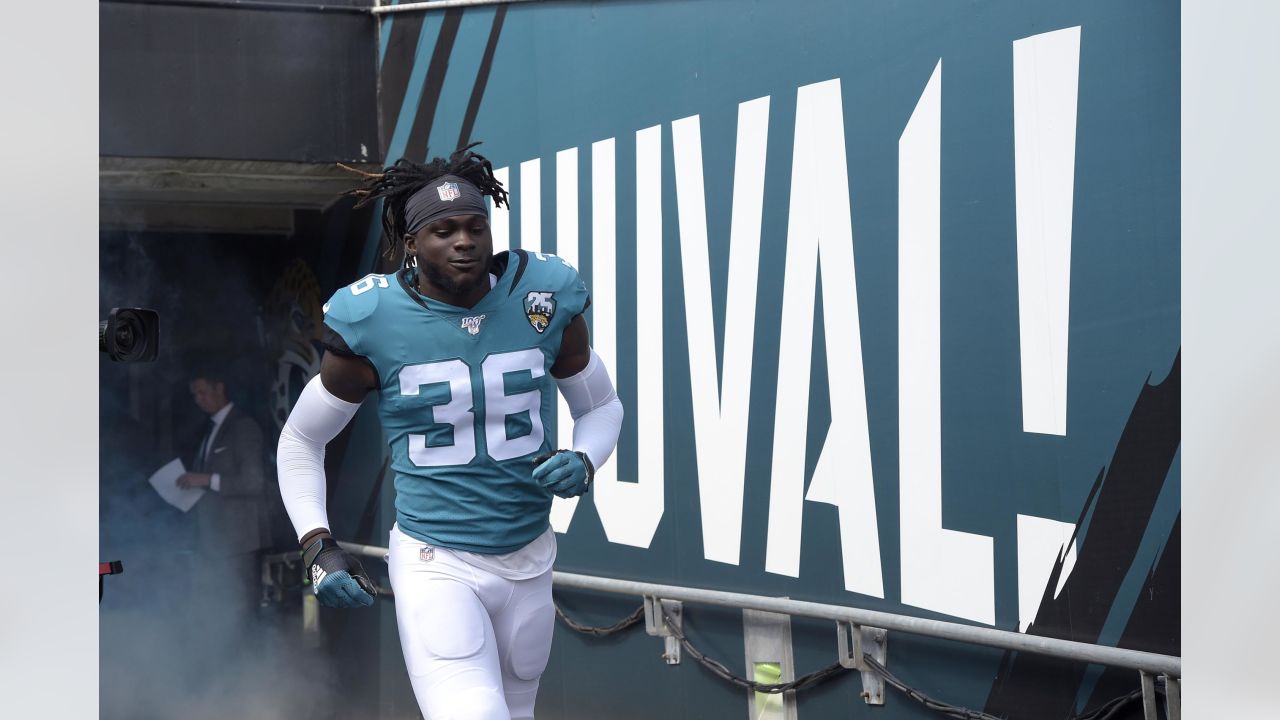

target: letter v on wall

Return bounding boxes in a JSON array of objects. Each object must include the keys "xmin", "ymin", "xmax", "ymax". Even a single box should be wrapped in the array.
[{"xmin": 672, "ymin": 96, "xmax": 769, "ymax": 566}]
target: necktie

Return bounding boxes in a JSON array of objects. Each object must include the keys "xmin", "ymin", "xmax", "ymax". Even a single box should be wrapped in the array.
[{"xmin": 196, "ymin": 418, "xmax": 217, "ymax": 472}]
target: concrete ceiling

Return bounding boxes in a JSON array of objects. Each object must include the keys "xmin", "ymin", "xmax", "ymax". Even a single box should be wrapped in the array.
[{"xmin": 100, "ymin": 156, "xmax": 381, "ymax": 234}]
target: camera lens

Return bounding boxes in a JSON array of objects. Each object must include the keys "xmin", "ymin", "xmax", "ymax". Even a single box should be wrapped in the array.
[
  {"xmin": 101, "ymin": 308, "xmax": 159, "ymax": 362},
  {"xmin": 115, "ymin": 323, "xmax": 135, "ymax": 349}
]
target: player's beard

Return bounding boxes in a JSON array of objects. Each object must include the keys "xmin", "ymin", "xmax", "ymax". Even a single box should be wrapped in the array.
[{"xmin": 423, "ymin": 259, "xmax": 485, "ymax": 299}]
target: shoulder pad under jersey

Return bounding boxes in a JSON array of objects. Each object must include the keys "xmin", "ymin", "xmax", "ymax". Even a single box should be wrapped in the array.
[
  {"xmin": 515, "ymin": 251, "xmax": 590, "ymax": 316},
  {"xmin": 322, "ymin": 273, "xmax": 394, "ymax": 354}
]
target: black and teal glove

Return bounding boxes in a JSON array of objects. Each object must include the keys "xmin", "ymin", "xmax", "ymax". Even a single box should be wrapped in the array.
[
  {"xmin": 303, "ymin": 537, "xmax": 377, "ymax": 608},
  {"xmin": 532, "ymin": 450, "xmax": 594, "ymax": 498}
]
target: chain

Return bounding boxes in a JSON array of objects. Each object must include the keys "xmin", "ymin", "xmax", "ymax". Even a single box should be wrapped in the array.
[
  {"xmin": 554, "ymin": 599, "xmax": 1155, "ymax": 720},
  {"xmin": 860, "ymin": 654, "xmax": 1004, "ymax": 720},
  {"xmin": 659, "ymin": 605, "xmax": 850, "ymax": 694},
  {"xmin": 553, "ymin": 600, "xmax": 645, "ymax": 637}
]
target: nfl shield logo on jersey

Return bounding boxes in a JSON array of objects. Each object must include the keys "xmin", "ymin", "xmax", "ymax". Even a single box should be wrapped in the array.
[
  {"xmin": 524, "ymin": 291, "xmax": 556, "ymax": 333},
  {"xmin": 460, "ymin": 314, "xmax": 486, "ymax": 335},
  {"xmin": 437, "ymin": 181, "xmax": 461, "ymax": 201}
]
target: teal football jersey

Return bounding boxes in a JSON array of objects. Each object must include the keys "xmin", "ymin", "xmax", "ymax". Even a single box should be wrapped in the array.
[{"xmin": 323, "ymin": 250, "xmax": 590, "ymax": 553}]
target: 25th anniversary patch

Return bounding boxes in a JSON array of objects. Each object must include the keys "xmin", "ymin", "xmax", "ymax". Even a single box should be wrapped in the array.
[{"xmin": 524, "ymin": 291, "xmax": 556, "ymax": 333}]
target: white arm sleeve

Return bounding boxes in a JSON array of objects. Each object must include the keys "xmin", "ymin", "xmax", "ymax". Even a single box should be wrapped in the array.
[
  {"xmin": 277, "ymin": 375, "xmax": 363, "ymax": 541},
  {"xmin": 555, "ymin": 349, "xmax": 624, "ymax": 469}
]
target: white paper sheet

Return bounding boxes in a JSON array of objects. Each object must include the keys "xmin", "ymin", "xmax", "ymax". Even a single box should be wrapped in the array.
[{"xmin": 148, "ymin": 457, "xmax": 206, "ymax": 513}]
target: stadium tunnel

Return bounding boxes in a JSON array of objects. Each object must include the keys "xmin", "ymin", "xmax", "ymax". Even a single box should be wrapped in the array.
[{"xmin": 99, "ymin": 5, "xmax": 394, "ymax": 716}]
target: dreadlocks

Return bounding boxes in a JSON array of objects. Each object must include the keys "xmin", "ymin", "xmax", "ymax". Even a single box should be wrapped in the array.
[{"xmin": 343, "ymin": 142, "xmax": 509, "ymax": 269}]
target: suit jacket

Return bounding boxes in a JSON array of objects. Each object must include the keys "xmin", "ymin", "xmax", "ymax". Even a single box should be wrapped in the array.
[{"xmin": 192, "ymin": 406, "xmax": 267, "ymax": 557}]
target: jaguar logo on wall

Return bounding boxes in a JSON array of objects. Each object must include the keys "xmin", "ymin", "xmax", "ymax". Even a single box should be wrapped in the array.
[{"xmin": 265, "ymin": 259, "xmax": 325, "ymax": 434}]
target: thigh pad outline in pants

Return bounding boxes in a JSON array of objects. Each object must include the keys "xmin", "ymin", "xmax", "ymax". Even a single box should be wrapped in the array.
[{"xmin": 402, "ymin": 578, "xmax": 488, "ymax": 669}]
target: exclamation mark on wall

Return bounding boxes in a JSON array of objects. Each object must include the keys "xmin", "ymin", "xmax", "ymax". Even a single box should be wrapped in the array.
[
  {"xmin": 1013, "ymin": 25, "xmax": 1083, "ymax": 634},
  {"xmin": 1014, "ymin": 26, "xmax": 1080, "ymax": 437}
]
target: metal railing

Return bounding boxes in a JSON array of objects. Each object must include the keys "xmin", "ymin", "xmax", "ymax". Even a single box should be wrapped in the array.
[
  {"xmin": 272, "ymin": 539, "xmax": 1181, "ymax": 719},
  {"xmin": 334, "ymin": 539, "xmax": 1179, "ymax": 675}
]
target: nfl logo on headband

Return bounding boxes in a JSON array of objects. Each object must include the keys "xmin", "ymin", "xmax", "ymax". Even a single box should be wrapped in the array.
[{"xmin": 437, "ymin": 181, "xmax": 461, "ymax": 202}]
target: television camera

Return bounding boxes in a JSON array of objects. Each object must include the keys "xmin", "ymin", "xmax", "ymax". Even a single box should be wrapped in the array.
[{"xmin": 99, "ymin": 307, "xmax": 160, "ymax": 601}]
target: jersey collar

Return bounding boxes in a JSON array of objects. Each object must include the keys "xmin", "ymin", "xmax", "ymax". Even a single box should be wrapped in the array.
[{"xmin": 397, "ymin": 252, "xmax": 522, "ymax": 315}]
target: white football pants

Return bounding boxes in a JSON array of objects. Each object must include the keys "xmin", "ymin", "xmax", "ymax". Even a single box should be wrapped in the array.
[{"xmin": 387, "ymin": 525, "xmax": 555, "ymax": 720}]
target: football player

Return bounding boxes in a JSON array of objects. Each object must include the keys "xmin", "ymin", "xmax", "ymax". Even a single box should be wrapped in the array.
[{"xmin": 277, "ymin": 144, "xmax": 623, "ymax": 720}]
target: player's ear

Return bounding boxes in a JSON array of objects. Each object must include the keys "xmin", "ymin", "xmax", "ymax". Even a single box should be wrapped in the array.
[{"xmin": 404, "ymin": 234, "xmax": 417, "ymax": 255}]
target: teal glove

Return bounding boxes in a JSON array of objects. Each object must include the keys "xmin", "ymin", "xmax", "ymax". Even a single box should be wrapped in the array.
[{"xmin": 532, "ymin": 450, "xmax": 594, "ymax": 498}]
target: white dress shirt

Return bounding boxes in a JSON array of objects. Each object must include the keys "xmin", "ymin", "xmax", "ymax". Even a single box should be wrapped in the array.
[{"xmin": 199, "ymin": 402, "xmax": 234, "ymax": 492}]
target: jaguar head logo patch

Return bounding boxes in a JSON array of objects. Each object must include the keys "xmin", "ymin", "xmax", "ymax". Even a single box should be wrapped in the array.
[{"xmin": 524, "ymin": 291, "xmax": 556, "ymax": 333}]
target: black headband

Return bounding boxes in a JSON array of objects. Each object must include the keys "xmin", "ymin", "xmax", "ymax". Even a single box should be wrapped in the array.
[{"xmin": 404, "ymin": 174, "xmax": 489, "ymax": 235}]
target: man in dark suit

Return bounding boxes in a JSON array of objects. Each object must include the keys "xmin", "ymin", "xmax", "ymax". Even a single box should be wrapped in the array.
[
  {"xmin": 176, "ymin": 366, "xmax": 268, "ymax": 688},
  {"xmin": 179, "ymin": 368, "xmax": 267, "ymax": 560}
]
